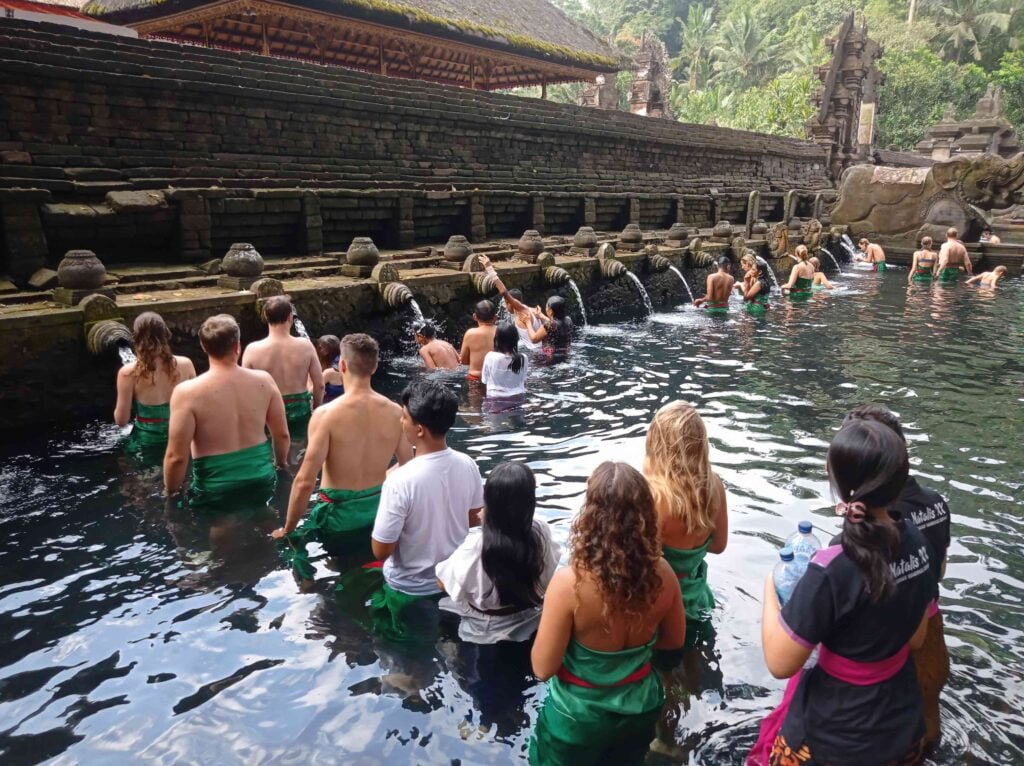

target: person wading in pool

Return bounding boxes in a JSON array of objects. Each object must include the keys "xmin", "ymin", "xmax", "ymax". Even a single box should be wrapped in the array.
[
  {"xmin": 459, "ymin": 300, "xmax": 498, "ymax": 382},
  {"xmin": 935, "ymin": 228, "xmax": 972, "ymax": 282},
  {"xmin": 242, "ymin": 296, "xmax": 323, "ymax": 441},
  {"xmin": 908, "ymin": 237, "xmax": 937, "ymax": 284},
  {"xmin": 783, "ymin": 245, "xmax": 815, "ymax": 298},
  {"xmin": 414, "ymin": 322, "xmax": 461, "ymax": 370},
  {"xmin": 272, "ymin": 333, "xmax": 413, "ymax": 582},
  {"xmin": 965, "ymin": 265, "xmax": 1007, "ymax": 288},
  {"xmin": 163, "ymin": 314, "xmax": 289, "ymax": 507},
  {"xmin": 694, "ymin": 256, "xmax": 735, "ymax": 314},
  {"xmin": 856, "ymin": 238, "xmax": 887, "ymax": 272}
]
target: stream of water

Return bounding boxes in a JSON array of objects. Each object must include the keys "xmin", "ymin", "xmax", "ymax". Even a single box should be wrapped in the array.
[
  {"xmin": 667, "ymin": 265, "xmax": 695, "ymax": 302},
  {"xmin": 117, "ymin": 346, "xmax": 137, "ymax": 367},
  {"xmin": 625, "ymin": 271, "xmax": 654, "ymax": 316},
  {"xmin": 0, "ymin": 273, "xmax": 1021, "ymax": 764},
  {"xmin": 819, "ymin": 247, "xmax": 843, "ymax": 274},
  {"xmin": 566, "ymin": 279, "xmax": 589, "ymax": 327}
]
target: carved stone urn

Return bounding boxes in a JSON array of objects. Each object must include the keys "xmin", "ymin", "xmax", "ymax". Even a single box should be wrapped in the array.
[
  {"xmin": 751, "ymin": 219, "xmax": 769, "ymax": 236},
  {"xmin": 56, "ymin": 249, "xmax": 106, "ymax": 289},
  {"xmin": 712, "ymin": 221, "xmax": 733, "ymax": 240},
  {"xmin": 443, "ymin": 235, "xmax": 472, "ymax": 263},
  {"xmin": 666, "ymin": 222, "xmax": 689, "ymax": 243},
  {"xmin": 517, "ymin": 230, "xmax": 545, "ymax": 262},
  {"xmin": 619, "ymin": 223, "xmax": 643, "ymax": 250},
  {"xmin": 573, "ymin": 226, "xmax": 598, "ymax": 250},
  {"xmin": 222, "ymin": 243, "xmax": 265, "ymax": 277},
  {"xmin": 346, "ymin": 236, "xmax": 380, "ymax": 266}
]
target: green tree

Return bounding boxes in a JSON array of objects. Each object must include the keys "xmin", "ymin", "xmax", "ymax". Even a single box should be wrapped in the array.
[
  {"xmin": 922, "ymin": 0, "xmax": 1013, "ymax": 63},
  {"xmin": 710, "ymin": 11, "xmax": 782, "ymax": 89},
  {"xmin": 993, "ymin": 49, "xmax": 1024, "ymax": 130},
  {"xmin": 673, "ymin": 4, "xmax": 716, "ymax": 90}
]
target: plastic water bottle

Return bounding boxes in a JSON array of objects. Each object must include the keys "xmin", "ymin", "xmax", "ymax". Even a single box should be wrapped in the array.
[
  {"xmin": 786, "ymin": 521, "xmax": 822, "ymax": 571},
  {"xmin": 773, "ymin": 547, "xmax": 800, "ymax": 605}
]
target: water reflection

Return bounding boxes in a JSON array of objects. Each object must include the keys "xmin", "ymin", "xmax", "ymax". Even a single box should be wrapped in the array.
[{"xmin": 0, "ymin": 275, "xmax": 1022, "ymax": 763}]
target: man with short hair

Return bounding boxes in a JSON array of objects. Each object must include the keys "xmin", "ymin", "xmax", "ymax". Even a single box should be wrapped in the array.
[
  {"xmin": 857, "ymin": 238, "xmax": 887, "ymax": 272},
  {"xmin": 164, "ymin": 314, "xmax": 289, "ymax": 508},
  {"xmin": 368, "ymin": 379, "xmax": 483, "ymax": 630},
  {"xmin": 242, "ymin": 296, "xmax": 323, "ymax": 440},
  {"xmin": 935, "ymin": 227, "xmax": 972, "ymax": 281},
  {"xmin": 694, "ymin": 256, "xmax": 735, "ymax": 314},
  {"xmin": 459, "ymin": 300, "xmax": 497, "ymax": 381},
  {"xmin": 414, "ymin": 322, "xmax": 460, "ymax": 370},
  {"xmin": 272, "ymin": 333, "xmax": 413, "ymax": 580}
]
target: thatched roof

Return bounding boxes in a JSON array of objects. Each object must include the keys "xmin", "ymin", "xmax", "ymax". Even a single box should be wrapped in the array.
[{"xmin": 84, "ymin": 0, "xmax": 620, "ymax": 70}]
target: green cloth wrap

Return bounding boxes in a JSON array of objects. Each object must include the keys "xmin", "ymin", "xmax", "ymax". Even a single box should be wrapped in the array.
[
  {"xmin": 938, "ymin": 266, "xmax": 961, "ymax": 282},
  {"xmin": 745, "ymin": 295, "xmax": 770, "ymax": 315},
  {"xmin": 335, "ymin": 565, "xmax": 441, "ymax": 643},
  {"xmin": 529, "ymin": 636, "xmax": 663, "ymax": 766},
  {"xmin": 283, "ymin": 391, "xmax": 313, "ymax": 438},
  {"xmin": 789, "ymin": 276, "xmax": 813, "ymax": 300},
  {"xmin": 279, "ymin": 485, "xmax": 382, "ymax": 580},
  {"xmin": 663, "ymin": 537, "xmax": 715, "ymax": 648},
  {"xmin": 875, "ymin": 262, "xmax": 887, "ymax": 273},
  {"xmin": 703, "ymin": 305, "xmax": 729, "ymax": 316},
  {"xmin": 912, "ymin": 268, "xmax": 933, "ymax": 282},
  {"xmin": 132, "ymin": 401, "xmax": 170, "ymax": 446},
  {"xmin": 188, "ymin": 440, "xmax": 277, "ymax": 514}
]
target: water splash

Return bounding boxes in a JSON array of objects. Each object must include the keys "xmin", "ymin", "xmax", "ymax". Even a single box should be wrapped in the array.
[
  {"xmin": 819, "ymin": 247, "xmax": 843, "ymax": 274},
  {"xmin": 293, "ymin": 317, "xmax": 310, "ymax": 339},
  {"xmin": 667, "ymin": 266, "xmax": 695, "ymax": 302},
  {"xmin": 117, "ymin": 345, "xmax": 137, "ymax": 367},
  {"xmin": 566, "ymin": 279, "xmax": 589, "ymax": 327},
  {"xmin": 408, "ymin": 299, "xmax": 426, "ymax": 327},
  {"xmin": 624, "ymin": 271, "xmax": 653, "ymax": 317},
  {"xmin": 840, "ymin": 235, "xmax": 858, "ymax": 261},
  {"xmin": 756, "ymin": 256, "xmax": 782, "ymax": 292}
]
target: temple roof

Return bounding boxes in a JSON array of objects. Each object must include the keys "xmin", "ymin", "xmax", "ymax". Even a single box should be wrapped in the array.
[{"xmin": 83, "ymin": 0, "xmax": 620, "ymax": 84}]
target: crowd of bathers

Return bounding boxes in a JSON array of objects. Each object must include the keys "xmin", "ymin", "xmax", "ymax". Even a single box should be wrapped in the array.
[{"xmin": 113, "ymin": 266, "xmax": 955, "ymax": 764}]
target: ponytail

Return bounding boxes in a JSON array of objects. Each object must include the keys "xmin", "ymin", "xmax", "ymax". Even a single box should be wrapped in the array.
[{"xmin": 507, "ymin": 349, "xmax": 525, "ymax": 375}]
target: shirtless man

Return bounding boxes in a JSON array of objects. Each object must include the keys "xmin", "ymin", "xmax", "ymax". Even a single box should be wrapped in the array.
[
  {"xmin": 966, "ymin": 265, "xmax": 1007, "ymax": 288},
  {"xmin": 979, "ymin": 228, "xmax": 1001, "ymax": 245},
  {"xmin": 459, "ymin": 300, "xmax": 497, "ymax": 381},
  {"xmin": 272, "ymin": 333, "xmax": 412, "ymax": 580},
  {"xmin": 164, "ymin": 314, "xmax": 289, "ymax": 508},
  {"xmin": 935, "ymin": 228, "xmax": 973, "ymax": 282},
  {"xmin": 242, "ymin": 296, "xmax": 323, "ymax": 440},
  {"xmin": 694, "ymin": 256, "xmax": 735, "ymax": 313},
  {"xmin": 414, "ymin": 322, "xmax": 460, "ymax": 370},
  {"xmin": 857, "ymin": 238, "xmax": 887, "ymax": 272}
]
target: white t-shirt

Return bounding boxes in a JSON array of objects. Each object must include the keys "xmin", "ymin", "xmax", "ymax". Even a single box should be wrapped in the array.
[
  {"xmin": 372, "ymin": 448, "xmax": 484, "ymax": 595},
  {"xmin": 481, "ymin": 351, "xmax": 528, "ymax": 398}
]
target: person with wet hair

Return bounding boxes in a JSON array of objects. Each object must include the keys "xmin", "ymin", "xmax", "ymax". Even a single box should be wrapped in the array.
[
  {"xmin": 436, "ymin": 462, "xmax": 559, "ymax": 642},
  {"xmin": 478, "ymin": 255, "xmax": 545, "ymax": 350},
  {"xmin": 842, "ymin": 404, "xmax": 951, "ymax": 752},
  {"xmin": 414, "ymin": 321, "xmax": 460, "ymax": 370},
  {"xmin": 909, "ymin": 237, "xmax": 936, "ymax": 284},
  {"xmin": 741, "ymin": 259, "xmax": 772, "ymax": 315},
  {"xmin": 965, "ymin": 264, "xmax": 1007, "ymax": 288},
  {"xmin": 459, "ymin": 300, "xmax": 498, "ymax": 382},
  {"xmin": 114, "ymin": 311, "xmax": 196, "ymax": 449},
  {"xmin": 783, "ymin": 245, "xmax": 815, "ymax": 298},
  {"xmin": 936, "ymin": 228, "xmax": 972, "ymax": 282},
  {"xmin": 694, "ymin": 256, "xmax": 735, "ymax": 314},
  {"xmin": 808, "ymin": 257, "xmax": 834, "ymax": 290},
  {"xmin": 751, "ymin": 419, "xmax": 933, "ymax": 766},
  {"xmin": 856, "ymin": 238, "xmax": 887, "ymax": 273},
  {"xmin": 527, "ymin": 295, "xmax": 574, "ymax": 348},
  {"xmin": 529, "ymin": 461, "xmax": 686, "ymax": 766},
  {"xmin": 481, "ymin": 322, "xmax": 529, "ymax": 399},
  {"xmin": 314, "ymin": 335, "xmax": 344, "ymax": 404}
]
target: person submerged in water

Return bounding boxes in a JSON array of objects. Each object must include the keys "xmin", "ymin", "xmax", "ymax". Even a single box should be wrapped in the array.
[
  {"xmin": 979, "ymin": 227, "xmax": 1001, "ymax": 245},
  {"xmin": 752, "ymin": 419, "xmax": 933, "ymax": 766},
  {"xmin": 414, "ymin": 322, "xmax": 461, "ymax": 370},
  {"xmin": 315, "ymin": 335, "xmax": 344, "ymax": 404},
  {"xmin": 242, "ymin": 296, "xmax": 323, "ymax": 441},
  {"xmin": 273, "ymin": 333, "xmax": 413, "ymax": 582},
  {"xmin": 966, "ymin": 265, "xmax": 1007, "ymax": 288},
  {"xmin": 164, "ymin": 314, "xmax": 289, "ymax": 508},
  {"xmin": 782, "ymin": 245, "xmax": 815, "ymax": 298},
  {"xmin": 909, "ymin": 237, "xmax": 937, "ymax": 284},
  {"xmin": 460, "ymin": 300, "xmax": 497, "ymax": 382},
  {"xmin": 694, "ymin": 256, "xmax": 735, "ymax": 313},
  {"xmin": 809, "ymin": 257, "xmax": 835, "ymax": 290},
  {"xmin": 481, "ymin": 322, "xmax": 529, "ymax": 399},
  {"xmin": 114, "ymin": 311, "xmax": 196, "ymax": 448},
  {"xmin": 529, "ymin": 461, "xmax": 685, "ymax": 766},
  {"xmin": 857, "ymin": 238, "xmax": 887, "ymax": 272},
  {"xmin": 740, "ymin": 259, "xmax": 772, "ymax": 314},
  {"xmin": 936, "ymin": 228, "xmax": 973, "ymax": 282},
  {"xmin": 644, "ymin": 402, "xmax": 728, "ymax": 647}
]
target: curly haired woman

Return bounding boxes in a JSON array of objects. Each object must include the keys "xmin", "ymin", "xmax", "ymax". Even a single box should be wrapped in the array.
[
  {"xmin": 528, "ymin": 462, "xmax": 685, "ymax": 766},
  {"xmin": 114, "ymin": 312, "xmax": 195, "ymax": 448}
]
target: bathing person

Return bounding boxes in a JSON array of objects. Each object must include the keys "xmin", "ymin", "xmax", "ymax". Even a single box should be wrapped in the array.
[
  {"xmin": 644, "ymin": 403, "xmax": 728, "ymax": 646},
  {"xmin": 979, "ymin": 228, "xmax": 1001, "ymax": 245},
  {"xmin": 242, "ymin": 296, "xmax": 323, "ymax": 439},
  {"xmin": 741, "ymin": 260, "xmax": 772, "ymax": 315},
  {"xmin": 809, "ymin": 257, "xmax": 834, "ymax": 290},
  {"xmin": 694, "ymin": 256, "xmax": 735, "ymax": 314},
  {"xmin": 459, "ymin": 300, "xmax": 498, "ymax": 381},
  {"xmin": 737, "ymin": 253, "xmax": 757, "ymax": 295},
  {"xmin": 436, "ymin": 462, "xmax": 559, "ymax": 643},
  {"xmin": 843, "ymin": 404, "xmax": 951, "ymax": 752},
  {"xmin": 751, "ymin": 419, "xmax": 932, "ymax": 766},
  {"xmin": 414, "ymin": 322, "xmax": 461, "ymax": 370},
  {"xmin": 782, "ymin": 245, "xmax": 814, "ymax": 299},
  {"xmin": 529, "ymin": 461, "xmax": 685, "ymax": 766},
  {"xmin": 164, "ymin": 314, "xmax": 288, "ymax": 507},
  {"xmin": 272, "ymin": 334, "xmax": 412, "ymax": 580},
  {"xmin": 481, "ymin": 322, "xmax": 529, "ymax": 399},
  {"xmin": 966, "ymin": 265, "xmax": 1007, "ymax": 288},
  {"xmin": 478, "ymin": 255, "xmax": 545, "ymax": 349},
  {"xmin": 909, "ymin": 237, "xmax": 937, "ymax": 284},
  {"xmin": 114, "ymin": 311, "xmax": 196, "ymax": 448},
  {"xmin": 368, "ymin": 379, "xmax": 484, "ymax": 634},
  {"xmin": 857, "ymin": 238, "xmax": 887, "ymax": 272},
  {"xmin": 315, "ymin": 335, "xmax": 344, "ymax": 404},
  {"xmin": 528, "ymin": 296, "xmax": 574, "ymax": 347},
  {"xmin": 936, "ymin": 228, "xmax": 972, "ymax": 281}
]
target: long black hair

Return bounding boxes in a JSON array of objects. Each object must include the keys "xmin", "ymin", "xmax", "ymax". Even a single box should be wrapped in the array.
[
  {"xmin": 494, "ymin": 321, "xmax": 525, "ymax": 374},
  {"xmin": 827, "ymin": 419, "xmax": 909, "ymax": 602},
  {"xmin": 481, "ymin": 462, "xmax": 546, "ymax": 609},
  {"xmin": 545, "ymin": 296, "xmax": 573, "ymax": 345}
]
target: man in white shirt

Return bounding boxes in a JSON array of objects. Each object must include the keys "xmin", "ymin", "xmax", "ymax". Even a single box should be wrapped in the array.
[{"xmin": 372, "ymin": 379, "xmax": 483, "ymax": 605}]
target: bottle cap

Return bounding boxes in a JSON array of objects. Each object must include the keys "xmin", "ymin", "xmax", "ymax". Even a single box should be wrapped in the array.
[
  {"xmin": 798, "ymin": 521, "xmax": 813, "ymax": 534},
  {"xmin": 779, "ymin": 546, "xmax": 795, "ymax": 562}
]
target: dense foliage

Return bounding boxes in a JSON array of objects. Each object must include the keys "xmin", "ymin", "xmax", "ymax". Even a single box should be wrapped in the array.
[{"xmin": 545, "ymin": 0, "xmax": 1023, "ymax": 149}]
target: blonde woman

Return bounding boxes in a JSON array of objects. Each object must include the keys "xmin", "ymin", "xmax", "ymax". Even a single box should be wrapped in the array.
[
  {"xmin": 782, "ymin": 245, "xmax": 815, "ymax": 300},
  {"xmin": 644, "ymin": 402, "xmax": 728, "ymax": 644}
]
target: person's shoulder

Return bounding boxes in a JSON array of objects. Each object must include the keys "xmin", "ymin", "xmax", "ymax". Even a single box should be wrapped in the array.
[
  {"xmin": 117, "ymin": 362, "xmax": 135, "ymax": 378},
  {"xmin": 448, "ymin": 448, "xmax": 482, "ymax": 472},
  {"xmin": 243, "ymin": 366, "xmax": 277, "ymax": 388}
]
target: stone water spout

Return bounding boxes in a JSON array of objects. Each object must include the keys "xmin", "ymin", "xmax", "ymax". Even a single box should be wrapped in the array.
[
  {"xmin": 648, "ymin": 253, "xmax": 672, "ymax": 272},
  {"xmin": 687, "ymin": 237, "xmax": 715, "ymax": 268},
  {"xmin": 596, "ymin": 243, "xmax": 627, "ymax": 278},
  {"xmin": 86, "ymin": 319, "xmax": 133, "ymax": 357},
  {"xmin": 371, "ymin": 263, "xmax": 415, "ymax": 308},
  {"xmin": 543, "ymin": 265, "xmax": 571, "ymax": 286},
  {"xmin": 462, "ymin": 253, "xmax": 500, "ymax": 295}
]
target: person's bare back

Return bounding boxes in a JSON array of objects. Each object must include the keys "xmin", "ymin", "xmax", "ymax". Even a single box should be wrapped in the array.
[
  {"xmin": 420, "ymin": 339, "xmax": 460, "ymax": 370},
  {"xmin": 319, "ymin": 390, "xmax": 406, "ymax": 490},
  {"xmin": 939, "ymin": 239, "xmax": 968, "ymax": 268},
  {"xmin": 243, "ymin": 334, "xmax": 319, "ymax": 396},
  {"xmin": 707, "ymin": 272, "xmax": 735, "ymax": 304},
  {"xmin": 460, "ymin": 325, "xmax": 496, "ymax": 378}
]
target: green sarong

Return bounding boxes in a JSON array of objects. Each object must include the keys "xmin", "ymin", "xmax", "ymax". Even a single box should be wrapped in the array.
[
  {"xmin": 663, "ymin": 538, "xmax": 715, "ymax": 649},
  {"xmin": 703, "ymin": 301, "xmax": 729, "ymax": 316},
  {"xmin": 529, "ymin": 636, "xmax": 663, "ymax": 766},
  {"xmin": 283, "ymin": 391, "xmax": 313, "ymax": 438},
  {"xmin": 938, "ymin": 266, "xmax": 961, "ymax": 283},
  {"xmin": 132, "ymin": 401, "xmax": 170, "ymax": 447},
  {"xmin": 875, "ymin": 262, "xmax": 887, "ymax": 273},
  {"xmin": 911, "ymin": 266, "xmax": 933, "ymax": 282},
  {"xmin": 279, "ymin": 485, "xmax": 382, "ymax": 580},
  {"xmin": 745, "ymin": 294, "xmax": 770, "ymax": 315},
  {"xmin": 188, "ymin": 440, "xmax": 277, "ymax": 514},
  {"xmin": 335, "ymin": 563, "xmax": 441, "ymax": 643},
  {"xmin": 789, "ymin": 275, "xmax": 813, "ymax": 300}
]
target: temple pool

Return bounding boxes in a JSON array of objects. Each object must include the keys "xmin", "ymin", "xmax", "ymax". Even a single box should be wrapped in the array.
[{"xmin": 1, "ymin": 271, "xmax": 1021, "ymax": 764}]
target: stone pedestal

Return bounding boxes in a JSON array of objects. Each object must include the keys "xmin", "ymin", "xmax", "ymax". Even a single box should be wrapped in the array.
[
  {"xmin": 217, "ymin": 275, "xmax": 259, "ymax": 290},
  {"xmin": 53, "ymin": 286, "xmax": 116, "ymax": 306}
]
